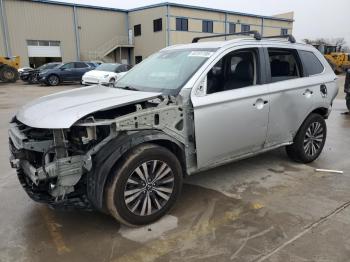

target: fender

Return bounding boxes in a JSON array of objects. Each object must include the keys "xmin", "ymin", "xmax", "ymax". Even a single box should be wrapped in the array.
[{"xmin": 86, "ymin": 130, "xmax": 185, "ymax": 211}]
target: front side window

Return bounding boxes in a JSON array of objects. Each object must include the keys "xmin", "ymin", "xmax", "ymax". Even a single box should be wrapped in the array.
[
  {"xmin": 299, "ymin": 50, "xmax": 324, "ymax": 76},
  {"xmin": 176, "ymin": 18, "xmax": 188, "ymax": 31},
  {"xmin": 60, "ymin": 63, "xmax": 74, "ymax": 69},
  {"xmin": 134, "ymin": 24, "xmax": 141, "ymax": 36},
  {"xmin": 116, "ymin": 49, "xmax": 216, "ymax": 95},
  {"xmin": 268, "ymin": 48, "xmax": 302, "ymax": 82},
  {"xmin": 203, "ymin": 20, "xmax": 213, "ymax": 33},
  {"xmin": 153, "ymin": 18, "xmax": 162, "ymax": 32},
  {"xmin": 207, "ymin": 49, "xmax": 258, "ymax": 94},
  {"xmin": 241, "ymin": 24, "xmax": 250, "ymax": 32}
]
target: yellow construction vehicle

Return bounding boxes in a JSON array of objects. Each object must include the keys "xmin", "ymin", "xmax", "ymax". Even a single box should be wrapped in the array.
[
  {"xmin": 0, "ymin": 56, "xmax": 20, "ymax": 82},
  {"xmin": 313, "ymin": 44, "xmax": 350, "ymax": 74}
]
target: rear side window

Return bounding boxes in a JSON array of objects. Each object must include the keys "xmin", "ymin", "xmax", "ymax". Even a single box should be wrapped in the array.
[
  {"xmin": 268, "ymin": 48, "xmax": 302, "ymax": 83},
  {"xmin": 299, "ymin": 50, "xmax": 324, "ymax": 76},
  {"xmin": 75, "ymin": 62, "xmax": 88, "ymax": 68}
]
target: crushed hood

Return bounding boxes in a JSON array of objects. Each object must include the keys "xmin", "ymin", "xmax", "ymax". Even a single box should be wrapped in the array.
[{"xmin": 16, "ymin": 86, "xmax": 161, "ymax": 129}]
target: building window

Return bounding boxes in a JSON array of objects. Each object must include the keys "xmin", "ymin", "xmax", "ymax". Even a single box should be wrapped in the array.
[
  {"xmin": 241, "ymin": 24, "xmax": 250, "ymax": 32},
  {"xmin": 153, "ymin": 18, "xmax": 162, "ymax": 32},
  {"xmin": 134, "ymin": 24, "xmax": 141, "ymax": 36},
  {"xmin": 281, "ymin": 28, "xmax": 288, "ymax": 36},
  {"xmin": 229, "ymin": 23, "xmax": 236, "ymax": 34},
  {"xmin": 202, "ymin": 20, "xmax": 213, "ymax": 33},
  {"xmin": 135, "ymin": 56, "xmax": 143, "ymax": 64},
  {"xmin": 176, "ymin": 18, "xmax": 188, "ymax": 31}
]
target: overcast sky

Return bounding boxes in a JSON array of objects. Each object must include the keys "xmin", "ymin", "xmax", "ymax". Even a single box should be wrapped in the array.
[{"xmin": 59, "ymin": 0, "xmax": 350, "ymax": 46}]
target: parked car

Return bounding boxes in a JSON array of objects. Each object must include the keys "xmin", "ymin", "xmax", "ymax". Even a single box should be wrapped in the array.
[
  {"xmin": 20, "ymin": 62, "xmax": 61, "ymax": 84},
  {"xmin": 9, "ymin": 33, "xmax": 338, "ymax": 226},
  {"xmin": 345, "ymin": 69, "xmax": 350, "ymax": 110},
  {"xmin": 38, "ymin": 61, "xmax": 94, "ymax": 86},
  {"xmin": 82, "ymin": 63, "xmax": 131, "ymax": 86},
  {"xmin": 18, "ymin": 67, "xmax": 33, "ymax": 74}
]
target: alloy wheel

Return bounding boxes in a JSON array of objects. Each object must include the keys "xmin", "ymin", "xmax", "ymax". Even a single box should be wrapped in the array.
[
  {"xmin": 123, "ymin": 160, "xmax": 175, "ymax": 216},
  {"xmin": 303, "ymin": 122, "xmax": 324, "ymax": 157}
]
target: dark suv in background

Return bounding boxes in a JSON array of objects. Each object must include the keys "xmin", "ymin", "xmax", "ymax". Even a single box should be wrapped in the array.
[
  {"xmin": 38, "ymin": 61, "xmax": 95, "ymax": 86},
  {"xmin": 20, "ymin": 62, "xmax": 61, "ymax": 84}
]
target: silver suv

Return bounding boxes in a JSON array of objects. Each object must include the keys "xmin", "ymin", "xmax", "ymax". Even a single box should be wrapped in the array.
[{"xmin": 9, "ymin": 32, "xmax": 338, "ymax": 226}]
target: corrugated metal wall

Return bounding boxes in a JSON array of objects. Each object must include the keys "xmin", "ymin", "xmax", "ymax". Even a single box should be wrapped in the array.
[
  {"xmin": 129, "ymin": 6, "xmax": 167, "ymax": 64},
  {"xmin": 77, "ymin": 7, "xmax": 127, "ymax": 61},
  {"xmin": 4, "ymin": 0, "xmax": 76, "ymax": 66}
]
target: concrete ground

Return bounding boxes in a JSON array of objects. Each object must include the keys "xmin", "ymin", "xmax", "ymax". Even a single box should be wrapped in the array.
[{"xmin": 0, "ymin": 78, "xmax": 349, "ymax": 262}]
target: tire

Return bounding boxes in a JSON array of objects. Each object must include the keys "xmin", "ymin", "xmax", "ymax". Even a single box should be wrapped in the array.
[
  {"xmin": 106, "ymin": 143, "xmax": 183, "ymax": 226},
  {"xmin": 47, "ymin": 74, "xmax": 59, "ymax": 86},
  {"xmin": 346, "ymin": 94, "xmax": 350, "ymax": 111},
  {"xmin": 28, "ymin": 74, "xmax": 38, "ymax": 84},
  {"xmin": 286, "ymin": 113, "xmax": 327, "ymax": 163},
  {"xmin": 0, "ymin": 65, "xmax": 19, "ymax": 82},
  {"xmin": 109, "ymin": 78, "xmax": 115, "ymax": 87}
]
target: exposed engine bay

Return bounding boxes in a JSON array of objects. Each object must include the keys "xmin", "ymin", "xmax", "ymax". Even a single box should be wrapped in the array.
[{"xmin": 9, "ymin": 95, "xmax": 189, "ymax": 210}]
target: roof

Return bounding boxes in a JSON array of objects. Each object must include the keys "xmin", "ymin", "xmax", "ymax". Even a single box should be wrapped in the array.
[{"xmin": 29, "ymin": 1, "xmax": 293, "ymax": 22}]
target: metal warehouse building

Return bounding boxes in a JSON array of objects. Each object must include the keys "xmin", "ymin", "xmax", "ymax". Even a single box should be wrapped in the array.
[{"xmin": 0, "ymin": 0, "xmax": 294, "ymax": 67}]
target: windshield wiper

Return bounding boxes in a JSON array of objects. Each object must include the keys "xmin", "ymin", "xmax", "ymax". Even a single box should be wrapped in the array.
[{"xmin": 117, "ymin": 85, "xmax": 139, "ymax": 91}]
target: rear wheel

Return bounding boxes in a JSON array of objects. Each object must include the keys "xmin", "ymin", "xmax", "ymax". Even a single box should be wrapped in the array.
[
  {"xmin": 106, "ymin": 143, "xmax": 183, "ymax": 226},
  {"xmin": 47, "ymin": 75, "xmax": 59, "ymax": 86},
  {"xmin": 286, "ymin": 113, "xmax": 327, "ymax": 163}
]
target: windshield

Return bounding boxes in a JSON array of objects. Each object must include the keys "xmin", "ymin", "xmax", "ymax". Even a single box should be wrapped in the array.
[
  {"xmin": 38, "ymin": 63, "xmax": 60, "ymax": 70},
  {"xmin": 96, "ymin": 63, "xmax": 120, "ymax": 72},
  {"xmin": 115, "ymin": 49, "xmax": 216, "ymax": 95}
]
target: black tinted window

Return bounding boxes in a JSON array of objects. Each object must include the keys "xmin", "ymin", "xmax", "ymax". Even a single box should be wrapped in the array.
[
  {"xmin": 153, "ymin": 18, "xmax": 162, "ymax": 32},
  {"xmin": 176, "ymin": 18, "xmax": 188, "ymax": 31},
  {"xmin": 268, "ymin": 48, "xmax": 302, "ymax": 82},
  {"xmin": 202, "ymin": 20, "xmax": 213, "ymax": 33},
  {"xmin": 75, "ymin": 62, "xmax": 88, "ymax": 68},
  {"xmin": 299, "ymin": 50, "xmax": 324, "ymax": 76},
  {"xmin": 134, "ymin": 24, "xmax": 141, "ymax": 36}
]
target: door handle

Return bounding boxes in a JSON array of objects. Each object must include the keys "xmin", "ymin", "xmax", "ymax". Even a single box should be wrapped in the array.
[{"xmin": 303, "ymin": 89, "xmax": 313, "ymax": 96}]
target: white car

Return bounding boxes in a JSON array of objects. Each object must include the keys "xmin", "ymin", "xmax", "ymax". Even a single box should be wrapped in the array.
[{"xmin": 82, "ymin": 63, "xmax": 131, "ymax": 86}]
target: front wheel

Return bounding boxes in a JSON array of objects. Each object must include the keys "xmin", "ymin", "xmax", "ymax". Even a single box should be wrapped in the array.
[
  {"xmin": 47, "ymin": 75, "xmax": 59, "ymax": 86},
  {"xmin": 286, "ymin": 113, "xmax": 327, "ymax": 163},
  {"xmin": 106, "ymin": 143, "xmax": 183, "ymax": 226}
]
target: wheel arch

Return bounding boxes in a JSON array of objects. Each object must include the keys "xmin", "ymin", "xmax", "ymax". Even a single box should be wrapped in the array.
[
  {"xmin": 310, "ymin": 107, "xmax": 329, "ymax": 119},
  {"xmin": 86, "ymin": 130, "xmax": 185, "ymax": 212},
  {"xmin": 47, "ymin": 73, "xmax": 60, "ymax": 84}
]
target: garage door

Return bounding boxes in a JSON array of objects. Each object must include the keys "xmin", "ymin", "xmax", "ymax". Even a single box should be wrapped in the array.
[{"xmin": 27, "ymin": 40, "xmax": 61, "ymax": 57}]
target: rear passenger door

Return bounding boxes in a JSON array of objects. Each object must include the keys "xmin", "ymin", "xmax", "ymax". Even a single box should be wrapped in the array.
[
  {"xmin": 264, "ymin": 47, "xmax": 316, "ymax": 147},
  {"xmin": 73, "ymin": 62, "xmax": 90, "ymax": 81}
]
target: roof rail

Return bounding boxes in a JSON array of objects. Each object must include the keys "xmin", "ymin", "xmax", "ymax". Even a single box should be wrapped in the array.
[
  {"xmin": 262, "ymin": 34, "xmax": 296, "ymax": 43},
  {"xmin": 192, "ymin": 30, "xmax": 262, "ymax": 43}
]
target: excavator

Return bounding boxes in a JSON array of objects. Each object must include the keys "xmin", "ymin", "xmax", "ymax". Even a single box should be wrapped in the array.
[
  {"xmin": 0, "ymin": 56, "xmax": 20, "ymax": 83},
  {"xmin": 313, "ymin": 44, "xmax": 350, "ymax": 74}
]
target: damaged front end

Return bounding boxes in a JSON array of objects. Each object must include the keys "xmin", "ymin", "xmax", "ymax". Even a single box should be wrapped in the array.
[{"xmin": 9, "ymin": 95, "xmax": 187, "ymax": 210}]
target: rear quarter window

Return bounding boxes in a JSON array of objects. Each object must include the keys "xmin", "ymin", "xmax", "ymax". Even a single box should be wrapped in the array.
[{"xmin": 299, "ymin": 50, "xmax": 324, "ymax": 76}]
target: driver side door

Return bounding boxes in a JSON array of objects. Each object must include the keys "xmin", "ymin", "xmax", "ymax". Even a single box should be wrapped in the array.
[{"xmin": 191, "ymin": 47, "xmax": 270, "ymax": 169}]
